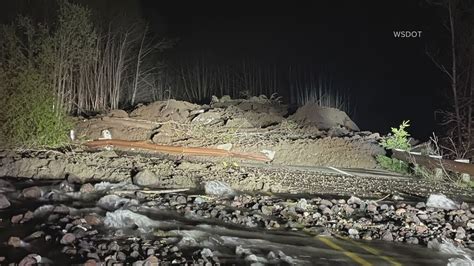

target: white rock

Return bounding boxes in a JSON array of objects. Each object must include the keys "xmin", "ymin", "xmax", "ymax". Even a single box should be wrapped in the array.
[
  {"xmin": 348, "ymin": 228, "xmax": 359, "ymax": 235},
  {"xmin": 204, "ymin": 181, "xmax": 235, "ymax": 197},
  {"xmin": 104, "ymin": 210, "xmax": 161, "ymax": 230},
  {"xmin": 216, "ymin": 143, "xmax": 233, "ymax": 151},
  {"xmin": 296, "ymin": 198, "xmax": 308, "ymax": 210},
  {"xmin": 261, "ymin": 149, "xmax": 276, "ymax": 161},
  {"xmin": 97, "ymin": 195, "xmax": 138, "ymax": 211},
  {"xmin": 100, "ymin": 129, "xmax": 112, "ymax": 139},
  {"xmin": 426, "ymin": 194, "xmax": 458, "ymax": 210}
]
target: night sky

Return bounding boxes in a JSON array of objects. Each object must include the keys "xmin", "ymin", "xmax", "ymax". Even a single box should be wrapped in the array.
[
  {"xmin": 1, "ymin": 0, "xmax": 450, "ymax": 139},
  {"xmin": 142, "ymin": 0, "xmax": 446, "ymax": 139}
]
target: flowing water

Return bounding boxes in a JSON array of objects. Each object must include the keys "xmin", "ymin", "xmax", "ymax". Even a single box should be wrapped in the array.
[{"xmin": 0, "ymin": 178, "xmax": 472, "ymax": 265}]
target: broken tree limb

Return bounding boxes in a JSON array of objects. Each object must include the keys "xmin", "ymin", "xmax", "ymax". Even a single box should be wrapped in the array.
[
  {"xmin": 84, "ymin": 139, "xmax": 271, "ymax": 162},
  {"xmin": 392, "ymin": 149, "xmax": 474, "ymax": 176}
]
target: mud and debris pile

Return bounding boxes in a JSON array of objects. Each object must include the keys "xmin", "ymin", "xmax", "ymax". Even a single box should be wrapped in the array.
[{"xmin": 75, "ymin": 96, "xmax": 383, "ymax": 169}]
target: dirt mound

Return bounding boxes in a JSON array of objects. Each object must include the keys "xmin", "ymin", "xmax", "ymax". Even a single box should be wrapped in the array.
[
  {"xmin": 289, "ymin": 103, "xmax": 359, "ymax": 131},
  {"xmin": 242, "ymin": 137, "xmax": 377, "ymax": 169},
  {"xmin": 75, "ymin": 116, "xmax": 154, "ymax": 141},
  {"xmin": 130, "ymin": 100, "xmax": 200, "ymax": 123},
  {"xmin": 73, "ymin": 98, "xmax": 381, "ymax": 169}
]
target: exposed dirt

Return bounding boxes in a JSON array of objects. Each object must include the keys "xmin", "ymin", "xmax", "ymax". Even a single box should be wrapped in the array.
[
  {"xmin": 75, "ymin": 97, "xmax": 380, "ymax": 169},
  {"xmin": 1, "ymin": 149, "xmax": 472, "ymax": 202}
]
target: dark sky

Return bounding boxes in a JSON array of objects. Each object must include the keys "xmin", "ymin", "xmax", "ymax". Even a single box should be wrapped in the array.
[
  {"xmin": 141, "ymin": 0, "xmax": 446, "ymax": 139},
  {"xmin": 0, "ymin": 0, "xmax": 449, "ymax": 139}
]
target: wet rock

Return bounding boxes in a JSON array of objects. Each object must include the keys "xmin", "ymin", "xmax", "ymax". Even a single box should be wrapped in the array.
[
  {"xmin": 0, "ymin": 179, "xmax": 15, "ymax": 193},
  {"xmin": 84, "ymin": 214, "xmax": 102, "ymax": 226},
  {"xmin": 467, "ymin": 220, "xmax": 474, "ymax": 230},
  {"xmin": 245, "ymin": 254, "xmax": 268, "ymax": 264},
  {"xmin": 175, "ymin": 195, "xmax": 187, "ymax": 205},
  {"xmin": 80, "ymin": 183, "xmax": 95, "ymax": 193},
  {"xmin": 236, "ymin": 245, "xmax": 252, "ymax": 256},
  {"xmin": 455, "ymin": 227, "xmax": 466, "ymax": 240},
  {"xmin": 347, "ymin": 196, "xmax": 362, "ymax": 205},
  {"xmin": 116, "ymin": 251, "xmax": 127, "ymax": 261},
  {"xmin": 104, "ymin": 209, "xmax": 161, "ymax": 230},
  {"xmin": 60, "ymin": 233, "xmax": 76, "ymax": 245},
  {"xmin": 84, "ymin": 259, "xmax": 99, "ymax": 266},
  {"xmin": 11, "ymin": 214, "xmax": 23, "ymax": 224},
  {"xmin": 382, "ymin": 231, "xmax": 394, "ymax": 242},
  {"xmin": 296, "ymin": 198, "xmax": 308, "ymax": 211},
  {"xmin": 108, "ymin": 241, "xmax": 120, "ymax": 252},
  {"xmin": 19, "ymin": 254, "xmax": 41, "ymax": 266},
  {"xmin": 201, "ymin": 248, "xmax": 213, "ymax": 258},
  {"xmin": 348, "ymin": 228, "xmax": 359, "ymax": 236},
  {"xmin": 426, "ymin": 194, "xmax": 458, "ymax": 210},
  {"xmin": 59, "ymin": 180, "xmax": 75, "ymax": 192},
  {"xmin": 97, "ymin": 195, "xmax": 138, "ymax": 211},
  {"xmin": 406, "ymin": 237, "xmax": 419, "ymax": 245},
  {"xmin": 204, "ymin": 181, "xmax": 235, "ymax": 197},
  {"xmin": 367, "ymin": 204, "xmax": 377, "ymax": 213},
  {"xmin": 133, "ymin": 169, "xmax": 159, "ymax": 187},
  {"xmin": 343, "ymin": 205, "xmax": 355, "ymax": 215},
  {"xmin": 0, "ymin": 194, "xmax": 11, "ymax": 209},
  {"xmin": 320, "ymin": 199, "xmax": 333, "ymax": 207},
  {"xmin": 261, "ymin": 205, "xmax": 273, "ymax": 216},
  {"xmin": 53, "ymin": 205, "xmax": 70, "ymax": 214},
  {"xmin": 415, "ymin": 202, "xmax": 426, "ymax": 209},
  {"xmin": 144, "ymin": 255, "xmax": 159, "ymax": 265},
  {"xmin": 24, "ymin": 231, "xmax": 45, "ymax": 241},
  {"xmin": 22, "ymin": 186, "xmax": 42, "ymax": 199},
  {"xmin": 8, "ymin": 236, "xmax": 23, "ymax": 248}
]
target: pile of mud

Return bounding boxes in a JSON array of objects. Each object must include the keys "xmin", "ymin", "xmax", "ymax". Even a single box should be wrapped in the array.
[{"xmin": 75, "ymin": 96, "xmax": 382, "ymax": 169}]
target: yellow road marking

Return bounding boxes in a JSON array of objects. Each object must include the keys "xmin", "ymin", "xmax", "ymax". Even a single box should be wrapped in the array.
[
  {"xmin": 336, "ymin": 236, "xmax": 403, "ymax": 266},
  {"xmin": 317, "ymin": 236, "xmax": 373, "ymax": 266}
]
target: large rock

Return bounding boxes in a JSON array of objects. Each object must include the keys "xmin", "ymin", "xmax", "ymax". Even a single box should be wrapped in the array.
[
  {"xmin": 191, "ymin": 111, "xmax": 223, "ymax": 125},
  {"xmin": 204, "ymin": 181, "xmax": 235, "ymax": 197},
  {"xmin": 0, "ymin": 194, "xmax": 10, "ymax": 209},
  {"xmin": 289, "ymin": 103, "xmax": 359, "ymax": 131},
  {"xmin": 97, "ymin": 195, "xmax": 138, "ymax": 211},
  {"xmin": 132, "ymin": 169, "xmax": 196, "ymax": 189},
  {"xmin": 132, "ymin": 169, "xmax": 160, "ymax": 187},
  {"xmin": 426, "ymin": 194, "xmax": 458, "ymax": 210}
]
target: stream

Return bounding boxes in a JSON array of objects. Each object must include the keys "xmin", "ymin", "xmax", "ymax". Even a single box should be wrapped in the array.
[{"xmin": 0, "ymin": 177, "xmax": 472, "ymax": 265}]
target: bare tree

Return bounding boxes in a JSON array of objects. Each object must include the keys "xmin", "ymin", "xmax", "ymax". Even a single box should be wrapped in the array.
[{"xmin": 427, "ymin": 0, "xmax": 474, "ymax": 159}]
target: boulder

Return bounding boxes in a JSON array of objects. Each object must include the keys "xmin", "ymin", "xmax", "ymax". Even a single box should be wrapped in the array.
[
  {"xmin": 204, "ymin": 181, "xmax": 235, "ymax": 197},
  {"xmin": 426, "ymin": 194, "xmax": 458, "ymax": 210},
  {"xmin": 289, "ymin": 103, "xmax": 359, "ymax": 131},
  {"xmin": 0, "ymin": 194, "xmax": 10, "ymax": 209},
  {"xmin": 132, "ymin": 169, "xmax": 159, "ymax": 187},
  {"xmin": 191, "ymin": 111, "xmax": 223, "ymax": 125}
]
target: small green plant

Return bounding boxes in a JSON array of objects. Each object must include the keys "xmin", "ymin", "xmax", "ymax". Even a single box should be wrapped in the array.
[
  {"xmin": 376, "ymin": 155, "xmax": 411, "ymax": 175},
  {"xmin": 380, "ymin": 120, "xmax": 411, "ymax": 150},
  {"xmin": 376, "ymin": 120, "xmax": 412, "ymax": 174}
]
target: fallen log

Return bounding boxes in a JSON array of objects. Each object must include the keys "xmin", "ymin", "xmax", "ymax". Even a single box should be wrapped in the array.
[
  {"xmin": 392, "ymin": 149, "xmax": 474, "ymax": 176},
  {"xmin": 84, "ymin": 139, "xmax": 271, "ymax": 162}
]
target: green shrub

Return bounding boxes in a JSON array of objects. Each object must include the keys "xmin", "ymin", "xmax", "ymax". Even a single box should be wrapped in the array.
[
  {"xmin": 0, "ymin": 68, "xmax": 72, "ymax": 148},
  {"xmin": 376, "ymin": 155, "xmax": 411, "ymax": 175},
  {"xmin": 380, "ymin": 120, "xmax": 411, "ymax": 150},
  {"xmin": 0, "ymin": 15, "xmax": 72, "ymax": 148},
  {"xmin": 377, "ymin": 120, "xmax": 412, "ymax": 174}
]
